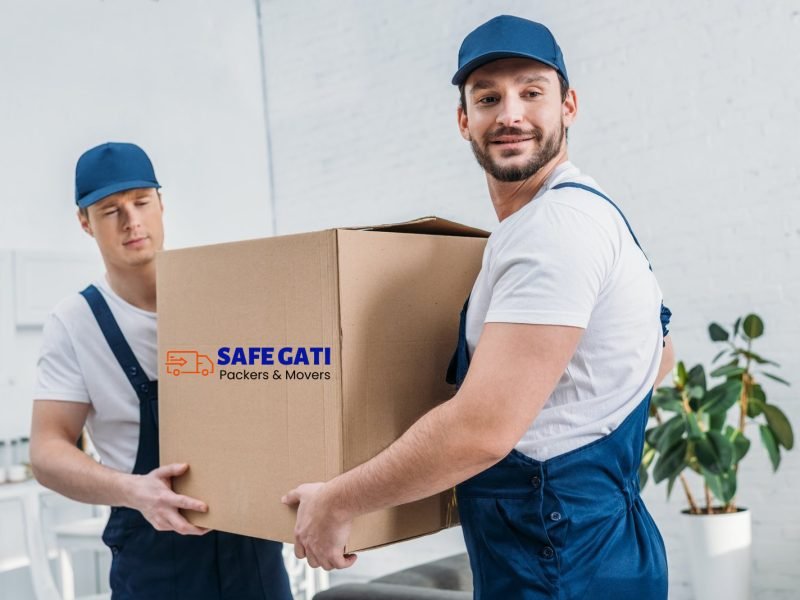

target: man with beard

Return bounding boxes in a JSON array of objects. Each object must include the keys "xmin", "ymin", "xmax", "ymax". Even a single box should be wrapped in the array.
[{"xmin": 283, "ymin": 15, "xmax": 673, "ymax": 599}]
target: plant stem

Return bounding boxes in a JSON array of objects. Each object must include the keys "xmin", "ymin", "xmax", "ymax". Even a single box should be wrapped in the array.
[{"xmin": 705, "ymin": 483, "xmax": 712, "ymax": 514}]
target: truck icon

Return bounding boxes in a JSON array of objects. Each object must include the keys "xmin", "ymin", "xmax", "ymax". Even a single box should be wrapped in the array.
[{"xmin": 166, "ymin": 350, "xmax": 215, "ymax": 376}]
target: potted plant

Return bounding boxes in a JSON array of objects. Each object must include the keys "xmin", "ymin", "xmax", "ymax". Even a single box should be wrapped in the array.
[{"xmin": 640, "ymin": 314, "xmax": 794, "ymax": 600}]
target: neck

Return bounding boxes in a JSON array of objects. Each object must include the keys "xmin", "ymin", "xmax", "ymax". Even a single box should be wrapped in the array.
[
  {"xmin": 105, "ymin": 261, "xmax": 157, "ymax": 312},
  {"xmin": 486, "ymin": 150, "xmax": 569, "ymax": 221}
]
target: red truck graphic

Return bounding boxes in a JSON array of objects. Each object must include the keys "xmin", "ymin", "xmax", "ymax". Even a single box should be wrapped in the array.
[{"xmin": 166, "ymin": 350, "xmax": 215, "ymax": 376}]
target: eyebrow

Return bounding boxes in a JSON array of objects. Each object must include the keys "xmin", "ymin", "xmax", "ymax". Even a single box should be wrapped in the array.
[{"xmin": 469, "ymin": 74, "xmax": 551, "ymax": 95}]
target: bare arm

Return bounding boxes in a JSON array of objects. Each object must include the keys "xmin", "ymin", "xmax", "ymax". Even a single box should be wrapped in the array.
[
  {"xmin": 284, "ymin": 322, "xmax": 583, "ymax": 568},
  {"xmin": 31, "ymin": 400, "xmax": 209, "ymax": 535},
  {"xmin": 654, "ymin": 335, "xmax": 675, "ymax": 387}
]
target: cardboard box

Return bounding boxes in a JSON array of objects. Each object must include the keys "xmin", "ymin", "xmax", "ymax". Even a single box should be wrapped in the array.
[{"xmin": 157, "ymin": 217, "xmax": 488, "ymax": 551}]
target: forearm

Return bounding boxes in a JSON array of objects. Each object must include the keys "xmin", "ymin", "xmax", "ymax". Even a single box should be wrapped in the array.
[
  {"xmin": 324, "ymin": 397, "xmax": 502, "ymax": 519},
  {"xmin": 31, "ymin": 437, "xmax": 134, "ymax": 507}
]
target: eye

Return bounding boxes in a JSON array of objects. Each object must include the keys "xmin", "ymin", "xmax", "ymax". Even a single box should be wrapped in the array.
[
  {"xmin": 103, "ymin": 209, "xmax": 118, "ymax": 217},
  {"xmin": 477, "ymin": 95, "xmax": 498, "ymax": 105},
  {"xmin": 135, "ymin": 200, "xmax": 150, "ymax": 206},
  {"xmin": 525, "ymin": 90, "xmax": 542, "ymax": 98}
]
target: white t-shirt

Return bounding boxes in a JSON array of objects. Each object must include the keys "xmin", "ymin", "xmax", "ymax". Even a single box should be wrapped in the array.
[
  {"xmin": 34, "ymin": 276, "xmax": 157, "ymax": 473},
  {"xmin": 466, "ymin": 161, "xmax": 664, "ymax": 461}
]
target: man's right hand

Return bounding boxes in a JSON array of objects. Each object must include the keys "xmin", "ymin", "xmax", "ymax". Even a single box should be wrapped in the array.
[{"xmin": 127, "ymin": 463, "xmax": 211, "ymax": 536}]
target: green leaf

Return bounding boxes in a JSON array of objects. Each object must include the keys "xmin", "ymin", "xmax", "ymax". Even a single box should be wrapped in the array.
[
  {"xmin": 712, "ymin": 349, "xmax": 728, "ymax": 364},
  {"xmin": 666, "ymin": 475, "xmax": 677, "ymax": 499},
  {"xmin": 708, "ymin": 411, "xmax": 726, "ymax": 431},
  {"xmin": 676, "ymin": 362, "xmax": 688, "ymax": 387},
  {"xmin": 763, "ymin": 404, "xmax": 794, "ymax": 450},
  {"xmin": 701, "ymin": 467, "xmax": 737, "ymax": 504},
  {"xmin": 641, "ymin": 445, "xmax": 656, "ymax": 469},
  {"xmin": 709, "ymin": 323, "xmax": 729, "ymax": 342},
  {"xmin": 710, "ymin": 364, "xmax": 746, "ymax": 378},
  {"xmin": 742, "ymin": 314, "xmax": 764, "ymax": 339},
  {"xmin": 747, "ymin": 396, "xmax": 766, "ymax": 418},
  {"xmin": 695, "ymin": 431, "xmax": 734, "ymax": 474},
  {"xmin": 709, "ymin": 430, "xmax": 734, "ymax": 470},
  {"xmin": 724, "ymin": 426, "xmax": 751, "ymax": 463},
  {"xmin": 749, "ymin": 384, "xmax": 766, "ymax": 403},
  {"xmin": 686, "ymin": 365, "xmax": 707, "ymax": 390},
  {"xmin": 701, "ymin": 379, "xmax": 743, "ymax": 415},
  {"xmin": 652, "ymin": 387, "xmax": 683, "ymax": 413},
  {"xmin": 653, "ymin": 439, "xmax": 688, "ymax": 483},
  {"xmin": 733, "ymin": 348, "xmax": 780, "ymax": 367},
  {"xmin": 733, "ymin": 317, "xmax": 742, "ymax": 337},
  {"xmin": 655, "ymin": 415, "xmax": 687, "ymax": 454},
  {"xmin": 639, "ymin": 463, "xmax": 649, "ymax": 490},
  {"xmin": 760, "ymin": 425, "xmax": 781, "ymax": 471},
  {"xmin": 761, "ymin": 372, "xmax": 791, "ymax": 386},
  {"xmin": 686, "ymin": 413, "xmax": 704, "ymax": 440}
]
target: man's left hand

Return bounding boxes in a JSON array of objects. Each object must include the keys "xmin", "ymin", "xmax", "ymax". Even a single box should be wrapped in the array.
[{"xmin": 282, "ymin": 482, "xmax": 358, "ymax": 570}]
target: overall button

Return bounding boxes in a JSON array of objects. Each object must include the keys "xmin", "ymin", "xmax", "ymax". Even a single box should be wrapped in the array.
[
  {"xmin": 530, "ymin": 475, "xmax": 541, "ymax": 489},
  {"xmin": 110, "ymin": 546, "xmax": 119, "ymax": 555},
  {"xmin": 542, "ymin": 546, "xmax": 554, "ymax": 559},
  {"xmin": 550, "ymin": 512, "xmax": 562, "ymax": 521},
  {"xmin": 127, "ymin": 366, "xmax": 138, "ymax": 376},
  {"xmin": 139, "ymin": 383, "xmax": 149, "ymax": 393}
]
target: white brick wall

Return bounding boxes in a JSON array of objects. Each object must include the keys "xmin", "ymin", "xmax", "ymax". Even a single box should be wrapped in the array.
[{"xmin": 261, "ymin": 1, "xmax": 800, "ymax": 597}]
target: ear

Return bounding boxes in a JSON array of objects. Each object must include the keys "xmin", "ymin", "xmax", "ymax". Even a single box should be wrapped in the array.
[
  {"xmin": 457, "ymin": 104, "xmax": 472, "ymax": 141},
  {"xmin": 77, "ymin": 209, "xmax": 94, "ymax": 238},
  {"xmin": 562, "ymin": 88, "xmax": 578, "ymax": 128}
]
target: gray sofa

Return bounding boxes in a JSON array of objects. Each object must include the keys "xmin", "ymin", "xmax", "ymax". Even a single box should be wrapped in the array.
[{"xmin": 313, "ymin": 553, "xmax": 472, "ymax": 599}]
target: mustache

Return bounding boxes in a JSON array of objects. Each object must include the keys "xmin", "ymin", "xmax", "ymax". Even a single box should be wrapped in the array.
[{"xmin": 485, "ymin": 126, "xmax": 543, "ymax": 142}]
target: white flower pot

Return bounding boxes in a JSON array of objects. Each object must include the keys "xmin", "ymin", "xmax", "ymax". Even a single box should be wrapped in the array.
[{"xmin": 681, "ymin": 508, "xmax": 752, "ymax": 600}]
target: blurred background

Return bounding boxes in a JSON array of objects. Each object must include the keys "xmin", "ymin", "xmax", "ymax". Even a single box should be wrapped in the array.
[{"xmin": 0, "ymin": 1, "xmax": 798, "ymax": 599}]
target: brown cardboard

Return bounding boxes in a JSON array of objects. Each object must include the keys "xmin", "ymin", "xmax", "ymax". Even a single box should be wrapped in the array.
[{"xmin": 157, "ymin": 217, "xmax": 488, "ymax": 552}]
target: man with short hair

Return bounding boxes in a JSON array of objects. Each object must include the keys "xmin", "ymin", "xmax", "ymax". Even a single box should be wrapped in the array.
[
  {"xmin": 30, "ymin": 142, "xmax": 292, "ymax": 599},
  {"xmin": 284, "ymin": 15, "xmax": 673, "ymax": 599}
]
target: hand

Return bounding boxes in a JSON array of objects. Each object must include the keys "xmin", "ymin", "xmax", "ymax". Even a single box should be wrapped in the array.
[
  {"xmin": 282, "ymin": 482, "xmax": 358, "ymax": 570},
  {"xmin": 127, "ymin": 463, "xmax": 210, "ymax": 535}
]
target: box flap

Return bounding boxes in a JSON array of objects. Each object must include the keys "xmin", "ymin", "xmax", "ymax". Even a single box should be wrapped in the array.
[{"xmin": 344, "ymin": 216, "xmax": 489, "ymax": 238}]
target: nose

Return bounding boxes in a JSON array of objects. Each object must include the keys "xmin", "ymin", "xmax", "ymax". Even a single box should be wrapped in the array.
[
  {"xmin": 120, "ymin": 203, "xmax": 141, "ymax": 232},
  {"xmin": 496, "ymin": 95, "xmax": 525, "ymax": 127}
]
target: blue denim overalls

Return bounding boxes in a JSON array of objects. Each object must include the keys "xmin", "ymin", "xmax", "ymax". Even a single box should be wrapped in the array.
[
  {"xmin": 446, "ymin": 182, "xmax": 670, "ymax": 599},
  {"xmin": 81, "ymin": 285, "xmax": 292, "ymax": 600}
]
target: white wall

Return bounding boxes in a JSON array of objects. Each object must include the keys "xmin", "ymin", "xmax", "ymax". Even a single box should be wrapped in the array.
[
  {"xmin": 0, "ymin": 0, "xmax": 273, "ymax": 441},
  {"xmin": 259, "ymin": 1, "xmax": 800, "ymax": 598}
]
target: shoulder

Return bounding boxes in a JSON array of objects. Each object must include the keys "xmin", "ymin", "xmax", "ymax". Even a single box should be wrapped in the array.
[{"xmin": 45, "ymin": 282, "xmax": 103, "ymax": 340}]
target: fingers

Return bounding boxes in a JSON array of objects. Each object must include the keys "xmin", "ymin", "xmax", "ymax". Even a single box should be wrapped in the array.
[
  {"xmin": 165, "ymin": 511, "xmax": 210, "ymax": 536},
  {"xmin": 171, "ymin": 493, "xmax": 208, "ymax": 513},
  {"xmin": 281, "ymin": 488, "xmax": 300, "ymax": 506},
  {"xmin": 293, "ymin": 543, "xmax": 306, "ymax": 559},
  {"xmin": 335, "ymin": 552, "xmax": 358, "ymax": 569},
  {"xmin": 151, "ymin": 462, "xmax": 189, "ymax": 479}
]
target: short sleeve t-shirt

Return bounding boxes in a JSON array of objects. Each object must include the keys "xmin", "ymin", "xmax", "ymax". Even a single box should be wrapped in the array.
[
  {"xmin": 465, "ymin": 161, "xmax": 664, "ymax": 461},
  {"xmin": 34, "ymin": 276, "xmax": 157, "ymax": 473}
]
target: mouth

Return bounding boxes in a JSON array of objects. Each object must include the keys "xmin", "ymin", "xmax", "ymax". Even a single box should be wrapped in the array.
[
  {"xmin": 123, "ymin": 236, "xmax": 149, "ymax": 248},
  {"xmin": 490, "ymin": 136, "xmax": 534, "ymax": 146}
]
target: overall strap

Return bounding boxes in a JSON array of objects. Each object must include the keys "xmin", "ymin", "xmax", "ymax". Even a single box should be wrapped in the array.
[
  {"xmin": 79, "ymin": 285, "xmax": 152, "ymax": 396},
  {"xmin": 553, "ymin": 181, "xmax": 672, "ymax": 339},
  {"xmin": 552, "ymin": 181, "xmax": 651, "ymax": 270}
]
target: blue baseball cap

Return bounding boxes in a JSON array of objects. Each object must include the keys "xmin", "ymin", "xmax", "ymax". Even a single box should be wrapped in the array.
[
  {"xmin": 452, "ymin": 15, "xmax": 568, "ymax": 87},
  {"xmin": 75, "ymin": 142, "xmax": 161, "ymax": 208}
]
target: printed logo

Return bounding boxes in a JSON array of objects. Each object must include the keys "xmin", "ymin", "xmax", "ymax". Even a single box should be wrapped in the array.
[
  {"xmin": 165, "ymin": 350, "xmax": 215, "ymax": 377},
  {"xmin": 164, "ymin": 346, "xmax": 333, "ymax": 382}
]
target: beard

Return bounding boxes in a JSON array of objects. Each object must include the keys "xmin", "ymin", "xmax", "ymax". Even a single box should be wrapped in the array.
[{"xmin": 470, "ymin": 121, "xmax": 565, "ymax": 182}]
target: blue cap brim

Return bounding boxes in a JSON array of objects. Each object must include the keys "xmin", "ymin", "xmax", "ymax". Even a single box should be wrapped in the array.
[
  {"xmin": 76, "ymin": 180, "xmax": 161, "ymax": 208},
  {"xmin": 451, "ymin": 51, "xmax": 566, "ymax": 86}
]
